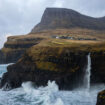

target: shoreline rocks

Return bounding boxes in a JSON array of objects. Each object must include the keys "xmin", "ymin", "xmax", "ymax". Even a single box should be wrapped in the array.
[
  {"xmin": 1, "ymin": 42, "xmax": 105, "ymax": 91},
  {"xmin": 96, "ymin": 90, "xmax": 105, "ymax": 105},
  {"xmin": 0, "ymin": 46, "xmax": 88, "ymax": 90}
]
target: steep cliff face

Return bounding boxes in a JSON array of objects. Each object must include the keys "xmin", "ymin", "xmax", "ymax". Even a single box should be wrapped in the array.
[
  {"xmin": 91, "ymin": 52, "xmax": 105, "ymax": 83},
  {"xmin": 31, "ymin": 8, "xmax": 105, "ymax": 33},
  {"xmin": 1, "ymin": 7, "xmax": 105, "ymax": 91},
  {"xmin": 1, "ymin": 28, "xmax": 104, "ymax": 64},
  {"xmin": 0, "ymin": 35, "xmax": 43, "ymax": 64},
  {"xmin": 0, "ymin": 49, "xmax": 25, "ymax": 64},
  {"xmin": 1, "ymin": 46, "xmax": 88, "ymax": 90},
  {"xmin": 1, "ymin": 39, "xmax": 105, "ymax": 90},
  {"xmin": 1, "ymin": 8, "xmax": 105, "ymax": 64}
]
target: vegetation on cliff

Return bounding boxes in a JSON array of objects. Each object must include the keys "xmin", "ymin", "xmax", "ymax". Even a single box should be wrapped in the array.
[
  {"xmin": 1, "ymin": 34, "xmax": 105, "ymax": 90},
  {"xmin": 1, "ymin": 27, "xmax": 105, "ymax": 64}
]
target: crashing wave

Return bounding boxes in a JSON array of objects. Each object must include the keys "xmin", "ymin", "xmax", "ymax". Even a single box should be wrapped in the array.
[
  {"xmin": 2, "ymin": 82, "xmax": 12, "ymax": 91},
  {"xmin": 22, "ymin": 81, "xmax": 64, "ymax": 105}
]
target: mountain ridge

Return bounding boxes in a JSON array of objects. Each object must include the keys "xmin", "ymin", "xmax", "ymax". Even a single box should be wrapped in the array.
[{"xmin": 31, "ymin": 8, "xmax": 105, "ymax": 33}]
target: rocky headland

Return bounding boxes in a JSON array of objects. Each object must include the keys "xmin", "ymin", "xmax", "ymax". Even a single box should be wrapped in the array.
[
  {"xmin": 0, "ymin": 7, "xmax": 105, "ymax": 104},
  {"xmin": 0, "ymin": 35, "xmax": 43, "ymax": 64},
  {"xmin": 1, "ymin": 39, "xmax": 105, "ymax": 90},
  {"xmin": 1, "ymin": 7, "xmax": 105, "ymax": 64}
]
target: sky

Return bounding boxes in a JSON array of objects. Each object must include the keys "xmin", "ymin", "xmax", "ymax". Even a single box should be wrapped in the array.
[{"xmin": 0, "ymin": 0, "xmax": 105, "ymax": 48}]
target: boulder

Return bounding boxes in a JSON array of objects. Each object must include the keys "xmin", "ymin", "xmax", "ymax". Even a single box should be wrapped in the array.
[{"xmin": 96, "ymin": 90, "xmax": 105, "ymax": 105}]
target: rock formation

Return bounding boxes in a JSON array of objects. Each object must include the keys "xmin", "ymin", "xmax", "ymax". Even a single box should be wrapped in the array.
[
  {"xmin": 1, "ymin": 8, "xmax": 105, "ymax": 93},
  {"xmin": 0, "ymin": 8, "xmax": 105, "ymax": 64},
  {"xmin": 0, "ymin": 35, "xmax": 43, "ymax": 64},
  {"xmin": 1, "ymin": 46, "xmax": 88, "ymax": 90},
  {"xmin": 1, "ymin": 39, "xmax": 105, "ymax": 90},
  {"xmin": 31, "ymin": 8, "xmax": 105, "ymax": 33},
  {"xmin": 96, "ymin": 90, "xmax": 105, "ymax": 105}
]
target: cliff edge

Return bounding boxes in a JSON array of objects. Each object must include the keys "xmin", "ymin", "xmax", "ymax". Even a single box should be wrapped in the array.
[{"xmin": 1, "ymin": 39, "xmax": 105, "ymax": 90}]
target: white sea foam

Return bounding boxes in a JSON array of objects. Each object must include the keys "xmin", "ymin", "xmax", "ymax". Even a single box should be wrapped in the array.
[
  {"xmin": 0, "ymin": 80, "xmax": 104, "ymax": 105},
  {"xmin": 22, "ymin": 81, "xmax": 64, "ymax": 105},
  {"xmin": 0, "ymin": 64, "xmax": 105, "ymax": 105}
]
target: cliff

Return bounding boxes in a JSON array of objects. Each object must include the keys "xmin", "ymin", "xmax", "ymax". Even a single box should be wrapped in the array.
[
  {"xmin": 0, "ymin": 35, "xmax": 43, "ymax": 64},
  {"xmin": 0, "ymin": 45, "xmax": 88, "ymax": 89},
  {"xmin": 1, "ymin": 38, "xmax": 105, "ymax": 90},
  {"xmin": 31, "ymin": 8, "xmax": 105, "ymax": 33},
  {"xmin": 1, "ymin": 8, "xmax": 105, "ymax": 93},
  {"xmin": 96, "ymin": 90, "xmax": 105, "ymax": 105},
  {"xmin": 1, "ymin": 7, "xmax": 105, "ymax": 64},
  {"xmin": 1, "ymin": 28, "xmax": 105, "ymax": 64}
]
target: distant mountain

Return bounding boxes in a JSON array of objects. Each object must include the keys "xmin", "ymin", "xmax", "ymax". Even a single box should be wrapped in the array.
[{"xmin": 31, "ymin": 8, "xmax": 105, "ymax": 33}]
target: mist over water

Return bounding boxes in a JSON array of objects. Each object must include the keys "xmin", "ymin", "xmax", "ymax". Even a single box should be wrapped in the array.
[{"xmin": 0, "ymin": 57, "xmax": 105, "ymax": 105}]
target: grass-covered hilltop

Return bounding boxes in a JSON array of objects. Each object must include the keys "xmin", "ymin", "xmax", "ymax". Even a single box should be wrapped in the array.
[
  {"xmin": 1, "ymin": 29, "xmax": 105, "ymax": 89},
  {"xmin": 1, "ymin": 28, "xmax": 105, "ymax": 64},
  {"xmin": 1, "ymin": 7, "xmax": 105, "ymax": 64},
  {"xmin": 0, "ymin": 8, "xmax": 105, "ymax": 105}
]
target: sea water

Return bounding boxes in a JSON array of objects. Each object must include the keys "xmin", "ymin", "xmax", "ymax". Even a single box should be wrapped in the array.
[{"xmin": 0, "ymin": 64, "xmax": 105, "ymax": 105}]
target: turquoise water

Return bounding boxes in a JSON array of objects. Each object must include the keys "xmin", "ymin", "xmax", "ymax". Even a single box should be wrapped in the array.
[{"xmin": 0, "ymin": 64, "xmax": 104, "ymax": 105}]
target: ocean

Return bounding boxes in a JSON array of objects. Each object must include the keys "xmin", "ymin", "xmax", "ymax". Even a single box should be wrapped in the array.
[{"xmin": 0, "ymin": 64, "xmax": 105, "ymax": 105}]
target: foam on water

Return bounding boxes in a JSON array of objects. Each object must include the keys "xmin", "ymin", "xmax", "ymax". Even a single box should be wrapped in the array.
[
  {"xmin": 22, "ymin": 81, "xmax": 64, "ymax": 105},
  {"xmin": 0, "ymin": 80, "xmax": 104, "ymax": 105},
  {"xmin": 0, "ymin": 64, "xmax": 105, "ymax": 105}
]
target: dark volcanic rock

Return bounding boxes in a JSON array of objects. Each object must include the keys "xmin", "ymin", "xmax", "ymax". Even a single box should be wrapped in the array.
[
  {"xmin": 31, "ymin": 8, "xmax": 105, "ymax": 33},
  {"xmin": 0, "ymin": 50, "xmax": 25, "ymax": 64},
  {"xmin": 91, "ymin": 52, "xmax": 105, "ymax": 84},
  {"xmin": 96, "ymin": 90, "xmax": 105, "ymax": 105},
  {"xmin": 0, "ymin": 47, "xmax": 88, "ymax": 90},
  {"xmin": 1, "ymin": 44, "xmax": 105, "ymax": 90},
  {"xmin": 0, "ymin": 37, "xmax": 43, "ymax": 64}
]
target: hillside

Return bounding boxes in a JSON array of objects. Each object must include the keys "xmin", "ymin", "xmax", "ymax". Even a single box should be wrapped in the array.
[
  {"xmin": 1, "ymin": 7, "xmax": 105, "ymax": 105},
  {"xmin": 1, "ymin": 37, "xmax": 105, "ymax": 89},
  {"xmin": 0, "ymin": 28, "xmax": 105, "ymax": 64},
  {"xmin": 1, "ymin": 7, "xmax": 105, "ymax": 64},
  {"xmin": 31, "ymin": 8, "xmax": 105, "ymax": 33}
]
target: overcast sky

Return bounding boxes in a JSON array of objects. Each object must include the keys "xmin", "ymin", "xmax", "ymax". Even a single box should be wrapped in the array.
[{"xmin": 0, "ymin": 0, "xmax": 105, "ymax": 48}]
